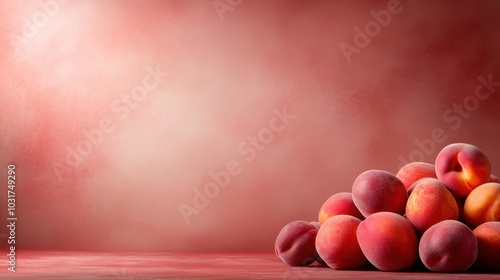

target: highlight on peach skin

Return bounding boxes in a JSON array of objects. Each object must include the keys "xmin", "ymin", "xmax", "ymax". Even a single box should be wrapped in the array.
[
  {"xmin": 396, "ymin": 162, "xmax": 437, "ymax": 190},
  {"xmin": 357, "ymin": 212, "xmax": 418, "ymax": 271},
  {"xmin": 435, "ymin": 143, "xmax": 491, "ymax": 198},
  {"xmin": 405, "ymin": 178, "xmax": 459, "ymax": 233},
  {"xmin": 318, "ymin": 192, "xmax": 364, "ymax": 224},
  {"xmin": 473, "ymin": 221, "xmax": 500, "ymax": 271},
  {"xmin": 464, "ymin": 182, "xmax": 500, "ymax": 229},
  {"xmin": 274, "ymin": 220, "xmax": 319, "ymax": 266},
  {"xmin": 419, "ymin": 220, "xmax": 478, "ymax": 272},
  {"xmin": 352, "ymin": 170, "xmax": 407, "ymax": 217},
  {"xmin": 315, "ymin": 215, "xmax": 367, "ymax": 270}
]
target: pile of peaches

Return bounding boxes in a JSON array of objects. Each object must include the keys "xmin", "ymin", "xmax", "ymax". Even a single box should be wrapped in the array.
[{"xmin": 275, "ymin": 143, "xmax": 499, "ymax": 272}]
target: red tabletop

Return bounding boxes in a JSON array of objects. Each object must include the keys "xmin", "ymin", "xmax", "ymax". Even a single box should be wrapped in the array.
[{"xmin": 2, "ymin": 250, "xmax": 498, "ymax": 279}]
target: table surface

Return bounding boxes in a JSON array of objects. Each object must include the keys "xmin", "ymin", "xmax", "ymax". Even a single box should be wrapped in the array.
[{"xmin": 1, "ymin": 250, "xmax": 499, "ymax": 279}]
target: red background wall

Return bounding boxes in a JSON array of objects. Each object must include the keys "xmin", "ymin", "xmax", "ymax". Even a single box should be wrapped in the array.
[{"xmin": 1, "ymin": 0, "xmax": 499, "ymax": 252}]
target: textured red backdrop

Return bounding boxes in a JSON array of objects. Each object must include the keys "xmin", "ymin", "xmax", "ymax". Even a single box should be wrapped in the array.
[{"xmin": 1, "ymin": 0, "xmax": 499, "ymax": 252}]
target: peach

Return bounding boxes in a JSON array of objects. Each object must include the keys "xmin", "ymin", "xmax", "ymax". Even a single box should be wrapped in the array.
[
  {"xmin": 405, "ymin": 178, "xmax": 459, "ymax": 233},
  {"xmin": 419, "ymin": 220, "xmax": 478, "ymax": 272},
  {"xmin": 357, "ymin": 212, "xmax": 418, "ymax": 271},
  {"xmin": 435, "ymin": 143, "xmax": 491, "ymax": 198},
  {"xmin": 352, "ymin": 170, "xmax": 407, "ymax": 217},
  {"xmin": 318, "ymin": 192, "xmax": 364, "ymax": 223},
  {"xmin": 396, "ymin": 162, "xmax": 437, "ymax": 190},
  {"xmin": 473, "ymin": 221, "xmax": 500, "ymax": 271},
  {"xmin": 275, "ymin": 220, "xmax": 317, "ymax": 266},
  {"xmin": 315, "ymin": 215, "xmax": 367, "ymax": 269},
  {"xmin": 464, "ymin": 182, "xmax": 500, "ymax": 228}
]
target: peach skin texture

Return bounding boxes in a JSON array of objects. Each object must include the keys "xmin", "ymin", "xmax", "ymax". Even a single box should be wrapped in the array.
[
  {"xmin": 464, "ymin": 182, "xmax": 500, "ymax": 228},
  {"xmin": 274, "ymin": 220, "xmax": 318, "ymax": 266},
  {"xmin": 419, "ymin": 220, "xmax": 478, "ymax": 272},
  {"xmin": 473, "ymin": 221, "xmax": 500, "ymax": 271},
  {"xmin": 316, "ymin": 215, "xmax": 366, "ymax": 270},
  {"xmin": 357, "ymin": 212, "xmax": 418, "ymax": 271},
  {"xmin": 405, "ymin": 178, "xmax": 459, "ymax": 233},
  {"xmin": 1, "ymin": 0, "xmax": 500, "ymax": 252}
]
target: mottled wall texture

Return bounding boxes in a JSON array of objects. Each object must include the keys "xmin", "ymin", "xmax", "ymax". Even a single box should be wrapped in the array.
[{"xmin": 1, "ymin": 0, "xmax": 499, "ymax": 251}]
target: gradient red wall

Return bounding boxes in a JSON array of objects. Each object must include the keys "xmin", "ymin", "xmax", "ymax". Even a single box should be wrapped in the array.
[{"xmin": 1, "ymin": 0, "xmax": 499, "ymax": 252}]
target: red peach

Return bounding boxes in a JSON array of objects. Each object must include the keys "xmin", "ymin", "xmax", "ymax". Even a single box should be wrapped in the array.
[
  {"xmin": 473, "ymin": 221, "xmax": 500, "ymax": 271},
  {"xmin": 419, "ymin": 220, "xmax": 478, "ymax": 272},
  {"xmin": 318, "ymin": 192, "xmax": 364, "ymax": 224},
  {"xmin": 357, "ymin": 212, "xmax": 418, "ymax": 271},
  {"xmin": 405, "ymin": 178, "xmax": 459, "ymax": 233},
  {"xmin": 435, "ymin": 143, "xmax": 491, "ymax": 198},
  {"xmin": 352, "ymin": 170, "xmax": 407, "ymax": 217},
  {"xmin": 316, "ymin": 215, "xmax": 367, "ymax": 269},
  {"xmin": 396, "ymin": 162, "xmax": 437, "ymax": 190},
  {"xmin": 275, "ymin": 220, "xmax": 317, "ymax": 266},
  {"xmin": 464, "ymin": 182, "xmax": 500, "ymax": 228}
]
